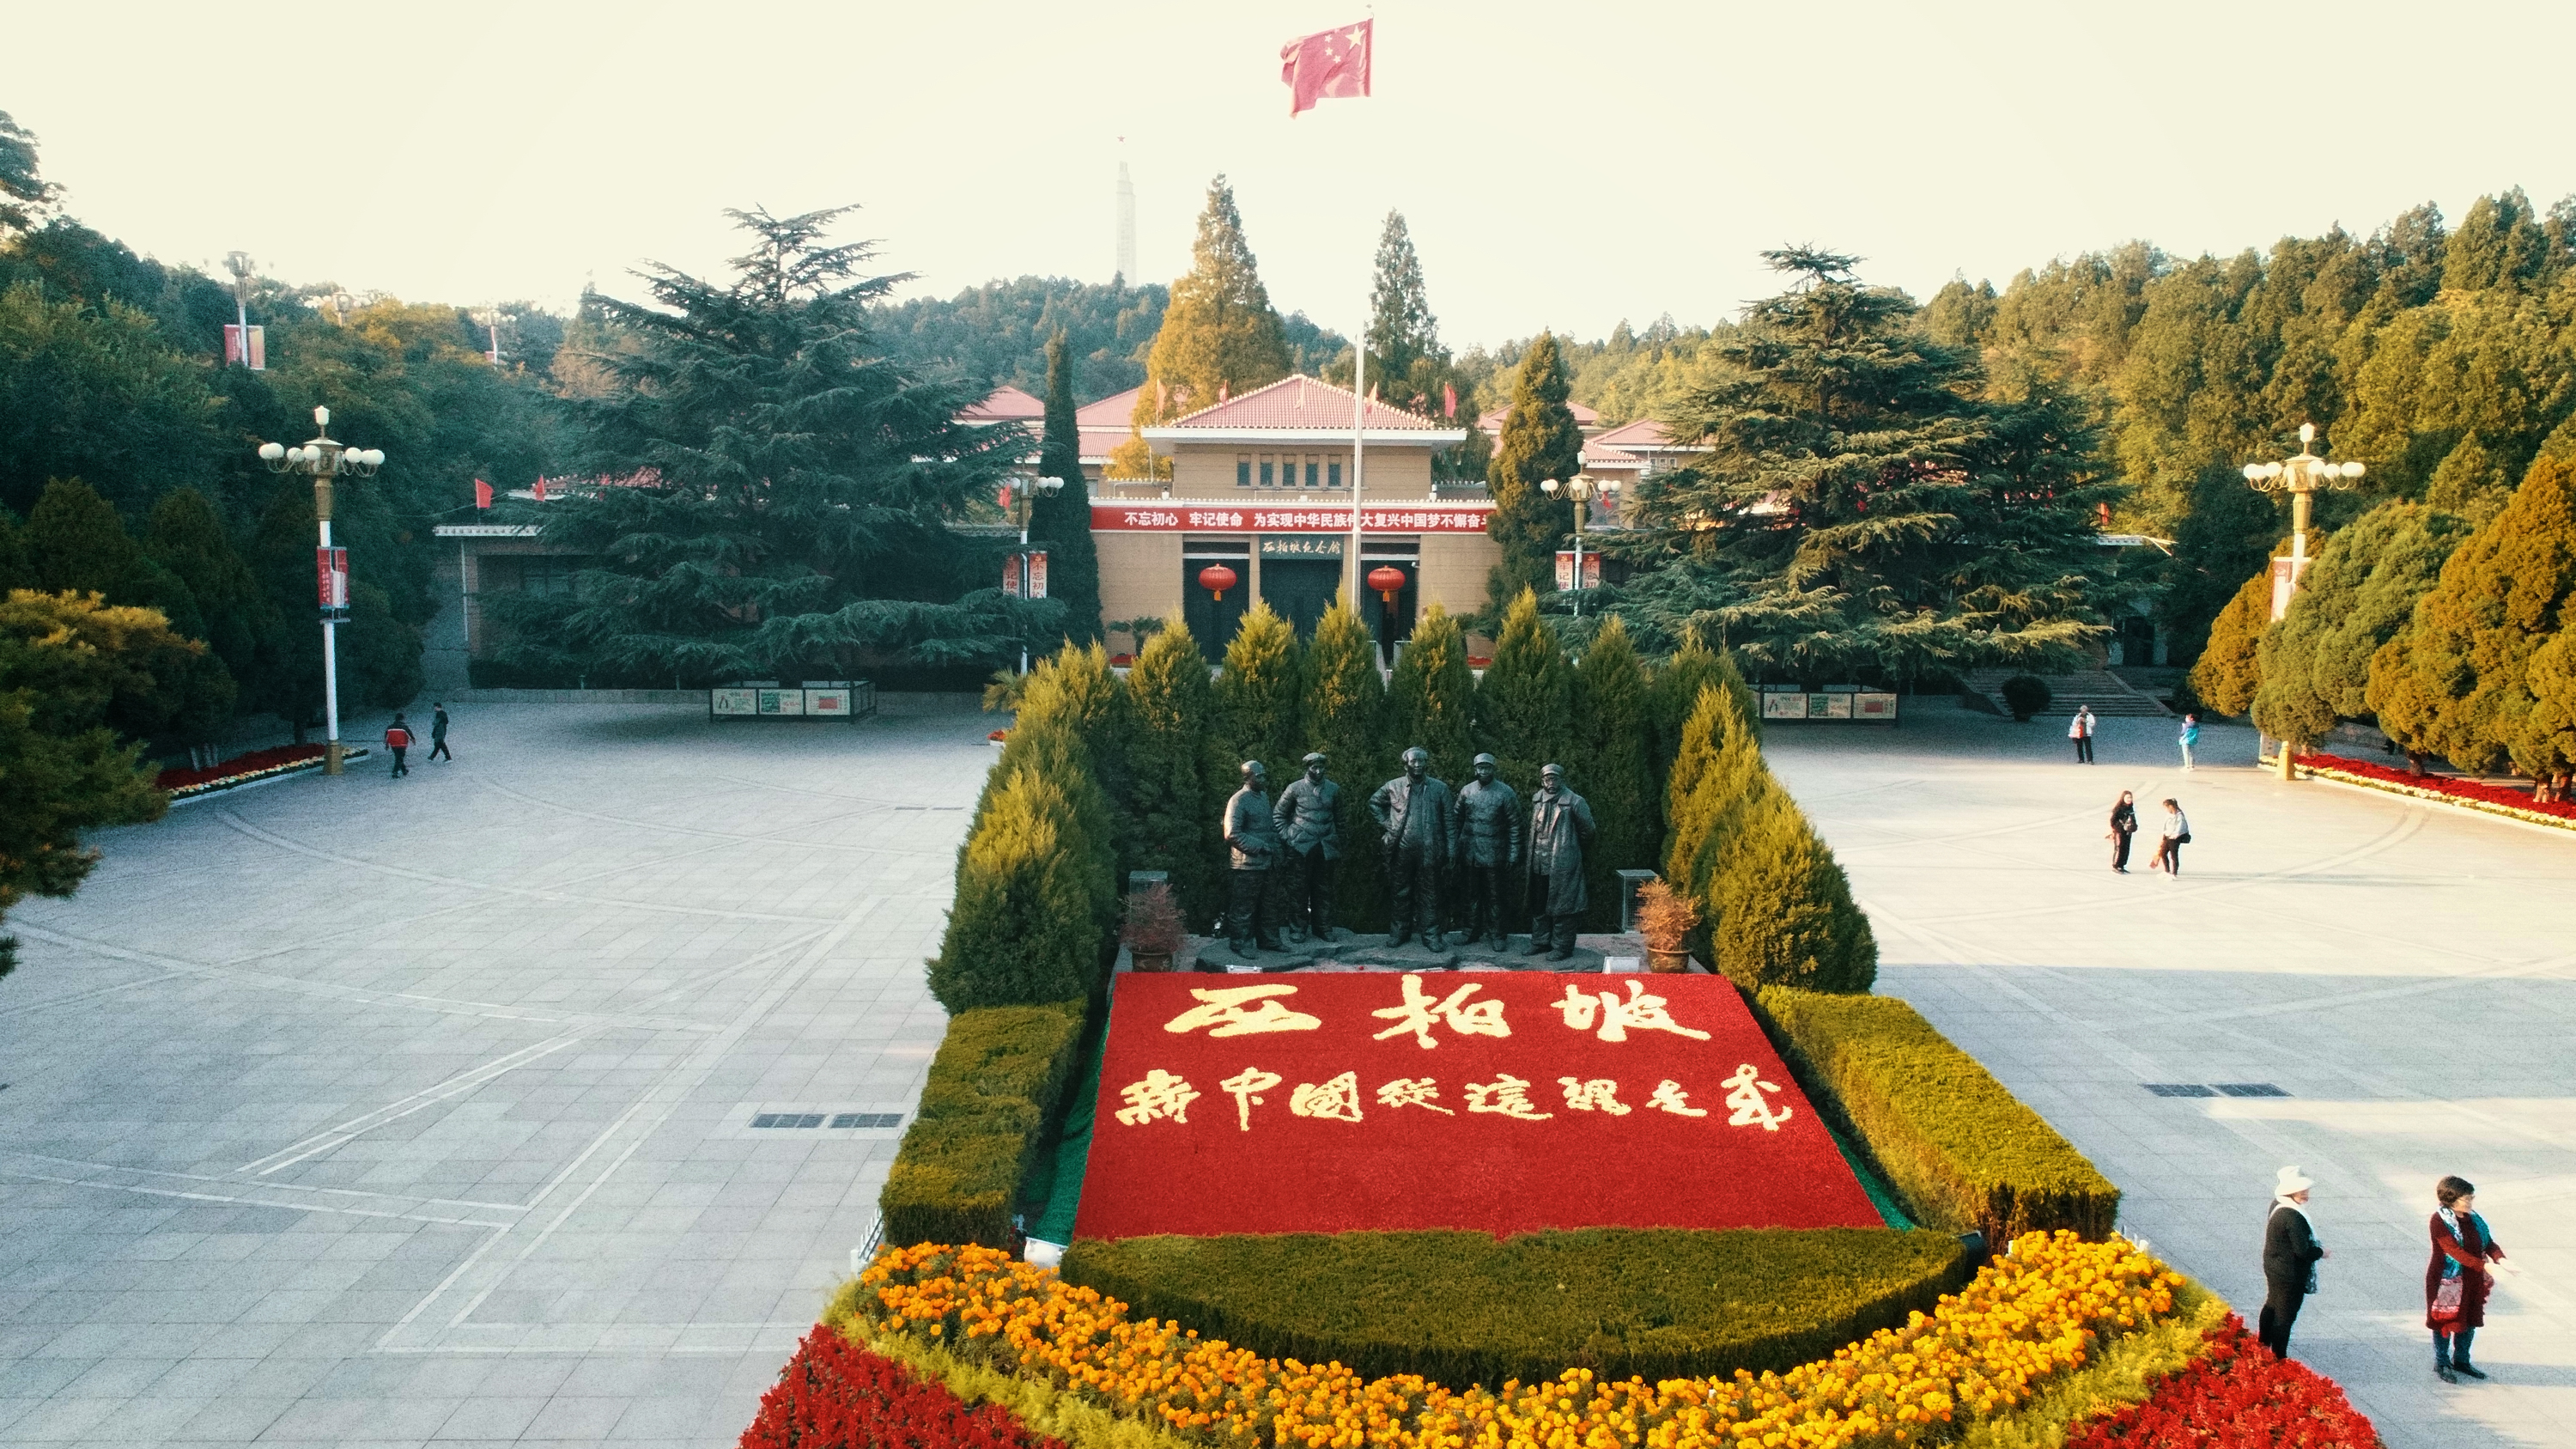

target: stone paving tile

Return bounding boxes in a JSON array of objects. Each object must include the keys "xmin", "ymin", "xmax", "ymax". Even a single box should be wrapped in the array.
[
  {"xmin": 1771, "ymin": 704, "xmax": 2576, "ymax": 1449},
  {"xmin": 0, "ymin": 701, "xmax": 985, "ymax": 1446}
]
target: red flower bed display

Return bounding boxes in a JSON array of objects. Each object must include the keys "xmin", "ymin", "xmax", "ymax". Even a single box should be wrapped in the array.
[
  {"xmin": 156, "ymin": 744, "xmax": 330, "ymax": 797},
  {"xmin": 2063, "ymin": 1315, "xmax": 2378, "ymax": 1447},
  {"xmin": 739, "ymin": 1325, "xmax": 1062, "ymax": 1449},
  {"xmin": 2297, "ymin": 751, "xmax": 2576, "ymax": 828}
]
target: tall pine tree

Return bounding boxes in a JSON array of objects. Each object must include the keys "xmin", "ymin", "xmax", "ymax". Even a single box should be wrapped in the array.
[
  {"xmin": 1573, "ymin": 613, "xmax": 1657, "ymax": 928},
  {"xmin": 1212, "ymin": 601, "xmax": 1303, "ymax": 794},
  {"xmin": 1473, "ymin": 588, "xmax": 1572, "ymax": 800},
  {"xmin": 1113, "ymin": 177, "xmax": 1291, "ymax": 478},
  {"xmin": 1366, "ymin": 210, "xmax": 1441, "ymax": 386},
  {"xmin": 497, "ymin": 206, "xmax": 1054, "ymax": 683},
  {"xmin": 1033, "ymin": 332, "xmax": 1102, "ymax": 644},
  {"xmin": 1485, "ymin": 332, "xmax": 1582, "ymax": 608},
  {"xmin": 1303, "ymin": 600, "xmax": 1390, "ymax": 931},
  {"xmin": 1385, "ymin": 602, "xmax": 1477, "ymax": 782},
  {"xmin": 1622, "ymin": 247, "xmax": 2105, "ymax": 682}
]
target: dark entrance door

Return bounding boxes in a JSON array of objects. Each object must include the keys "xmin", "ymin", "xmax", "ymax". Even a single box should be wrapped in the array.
[
  {"xmin": 1260, "ymin": 558, "xmax": 1341, "ymax": 641},
  {"xmin": 1359, "ymin": 556, "xmax": 1419, "ymax": 665},
  {"xmin": 1182, "ymin": 545, "xmax": 1249, "ymax": 651}
]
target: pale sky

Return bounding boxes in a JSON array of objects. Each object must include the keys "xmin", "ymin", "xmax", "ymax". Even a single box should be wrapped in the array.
[{"xmin": 8, "ymin": 0, "xmax": 2573, "ymax": 350}]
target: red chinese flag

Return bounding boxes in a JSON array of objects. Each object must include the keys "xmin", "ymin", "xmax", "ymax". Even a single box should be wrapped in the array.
[
  {"xmin": 1443, "ymin": 381, "xmax": 1458, "ymax": 417},
  {"xmin": 473, "ymin": 478, "xmax": 494, "ymax": 509},
  {"xmin": 1280, "ymin": 19, "xmax": 1372, "ymax": 117}
]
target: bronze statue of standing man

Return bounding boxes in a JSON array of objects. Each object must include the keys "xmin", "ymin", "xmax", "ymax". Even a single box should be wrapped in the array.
[
  {"xmin": 1272, "ymin": 752, "xmax": 1340, "ymax": 942},
  {"xmin": 1369, "ymin": 746, "xmax": 1454, "ymax": 951},
  {"xmin": 1453, "ymin": 752, "xmax": 1521, "ymax": 950},
  {"xmin": 1523, "ymin": 763, "xmax": 1596, "ymax": 961},
  {"xmin": 1222, "ymin": 760, "xmax": 1285, "ymax": 955}
]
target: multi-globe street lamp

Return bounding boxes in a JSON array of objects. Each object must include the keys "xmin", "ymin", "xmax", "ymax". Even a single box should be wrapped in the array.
[
  {"xmin": 1539, "ymin": 472, "xmax": 1619, "ymax": 616},
  {"xmin": 1001, "ymin": 474, "xmax": 1064, "ymax": 673},
  {"xmin": 2243, "ymin": 423, "xmax": 2364, "ymax": 781},
  {"xmin": 258, "ymin": 406, "xmax": 384, "ymax": 775}
]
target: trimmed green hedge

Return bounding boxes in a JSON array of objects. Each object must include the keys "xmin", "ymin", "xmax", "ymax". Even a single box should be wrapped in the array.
[
  {"xmin": 1060, "ymin": 1227, "xmax": 1971, "ymax": 1387},
  {"xmin": 881, "ymin": 1001, "xmax": 1089, "ymax": 1251},
  {"xmin": 1752, "ymin": 986, "xmax": 2120, "ymax": 1243}
]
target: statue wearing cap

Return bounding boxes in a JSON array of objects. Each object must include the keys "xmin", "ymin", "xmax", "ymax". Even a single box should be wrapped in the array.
[
  {"xmin": 1368, "ymin": 746, "xmax": 1454, "ymax": 950},
  {"xmin": 1272, "ymin": 752, "xmax": 1342, "ymax": 942},
  {"xmin": 1221, "ymin": 760, "xmax": 1285, "ymax": 955},
  {"xmin": 1523, "ymin": 763, "xmax": 1596, "ymax": 960},
  {"xmin": 1453, "ymin": 752, "xmax": 1522, "ymax": 950}
]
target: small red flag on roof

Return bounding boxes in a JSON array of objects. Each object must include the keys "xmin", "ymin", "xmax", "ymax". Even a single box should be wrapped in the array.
[
  {"xmin": 473, "ymin": 478, "xmax": 493, "ymax": 508},
  {"xmin": 1281, "ymin": 20, "xmax": 1372, "ymax": 117}
]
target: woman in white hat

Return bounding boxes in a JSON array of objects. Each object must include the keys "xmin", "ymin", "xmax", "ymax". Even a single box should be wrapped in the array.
[{"xmin": 2259, "ymin": 1166, "xmax": 2328, "ymax": 1360}]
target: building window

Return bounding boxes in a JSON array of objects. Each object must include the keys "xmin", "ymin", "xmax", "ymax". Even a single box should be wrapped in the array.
[
  {"xmin": 1260, "ymin": 455, "xmax": 1276, "ymax": 487},
  {"xmin": 1327, "ymin": 458, "xmax": 1344, "ymax": 489},
  {"xmin": 1304, "ymin": 455, "xmax": 1321, "ymax": 488},
  {"xmin": 1237, "ymin": 454, "xmax": 1252, "ymax": 487}
]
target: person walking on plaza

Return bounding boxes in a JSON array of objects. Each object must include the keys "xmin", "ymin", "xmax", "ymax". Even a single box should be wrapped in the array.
[
  {"xmin": 2259, "ymin": 1166, "xmax": 2327, "ymax": 1361},
  {"xmin": 2154, "ymin": 797, "xmax": 2189, "ymax": 874},
  {"xmin": 384, "ymin": 715, "xmax": 413, "ymax": 777},
  {"xmin": 2069, "ymin": 705, "xmax": 2096, "ymax": 764},
  {"xmin": 2107, "ymin": 790, "xmax": 2138, "ymax": 872},
  {"xmin": 2178, "ymin": 713, "xmax": 2201, "ymax": 771},
  {"xmin": 2427, "ymin": 1175, "xmax": 2508, "ymax": 1383},
  {"xmin": 427, "ymin": 702, "xmax": 453, "ymax": 761}
]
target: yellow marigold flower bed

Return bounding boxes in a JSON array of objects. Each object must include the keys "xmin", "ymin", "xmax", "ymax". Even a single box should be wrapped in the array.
[{"xmin": 855, "ymin": 1231, "xmax": 2183, "ymax": 1449}]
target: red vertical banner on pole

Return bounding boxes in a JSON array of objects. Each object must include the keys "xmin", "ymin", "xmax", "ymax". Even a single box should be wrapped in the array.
[
  {"xmin": 1002, "ymin": 553, "xmax": 1023, "ymax": 596},
  {"xmin": 316, "ymin": 547, "xmax": 349, "ymax": 619},
  {"xmin": 1027, "ymin": 551, "xmax": 1048, "ymax": 600}
]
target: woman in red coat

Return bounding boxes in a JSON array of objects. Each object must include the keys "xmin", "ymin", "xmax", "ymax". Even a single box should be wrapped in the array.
[{"xmin": 2427, "ymin": 1174, "xmax": 2506, "ymax": 1383}]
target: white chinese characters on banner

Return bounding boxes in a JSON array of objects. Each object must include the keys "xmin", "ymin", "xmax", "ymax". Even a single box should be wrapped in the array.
[
  {"xmin": 1219, "ymin": 1068, "xmax": 1284, "ymax": 1130},
  {"xmin": 1552, "ymin": 981, "xmax": 1712, "ymax": 1043},
  {"xmin": 1163, "ymin": 984, "xmax": 1323, "ymax": 1038},
  {"xmin": 1370, "ymin": 973, "xmax": 1510, "ymax": 1048},
  {"xmin": 1115, "ymin": 1069, "xmax": 1200, "ymax": 1125},
  {"xmin": 1721, "ymin": 1062, "xmax": 1794, "ymax": 1130},
  {"xmin": 1289, "ymin": 1071, "xmax": 1364, "ymax": 1122}
]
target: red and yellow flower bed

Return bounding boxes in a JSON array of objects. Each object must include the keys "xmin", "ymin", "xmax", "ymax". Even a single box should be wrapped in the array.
[
  {"xmin": 744, "ymin": 1324, "xmax": 1064, "ymax": 1449},
  {"xmin": 157, "ymin": 744, "xmax": 338, "ymax": 799},
  {"xmin": 2063, "ymin": 1314, "xmax": 2376, "ymax": 1447},
  {"xmin": 2294, "ymin": 750, "xmax": 2576, "ymax": 831}
]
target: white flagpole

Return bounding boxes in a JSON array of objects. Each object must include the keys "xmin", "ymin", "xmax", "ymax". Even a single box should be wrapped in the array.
[{"xmin": 1349, "ymin": 307, "xmax": 1367, "ymax": 608}]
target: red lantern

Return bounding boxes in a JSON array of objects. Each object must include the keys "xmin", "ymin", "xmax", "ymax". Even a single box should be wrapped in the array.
[
  {"xmin": 1198, "ymin": 563, "xmax": 1239, "ymax": 601},
  {"xmin": 1366, "ymin": 564, "xmax": 1406, "ymax": 604}
]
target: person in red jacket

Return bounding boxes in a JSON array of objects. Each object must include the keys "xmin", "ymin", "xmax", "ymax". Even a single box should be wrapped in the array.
[
  {"xmin": 384, "ymin": 715, "xmax": 413, "ymax": 777},
  {"xmin": 2428, "ymin": 1175, "xmax": 2508, "ymax": 1383}
]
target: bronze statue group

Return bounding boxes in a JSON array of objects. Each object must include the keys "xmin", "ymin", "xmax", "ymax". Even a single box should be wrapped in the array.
[{"xmin": 1221, "ymin": 747, "xmax": 1597, "ymax": 960}]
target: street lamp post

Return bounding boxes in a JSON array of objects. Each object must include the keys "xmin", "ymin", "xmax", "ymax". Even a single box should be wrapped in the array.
[
  {"xmin": 1539, "ymin": 473, "xmax": 1619, "ymax": 617},
  {"xmin": 2243, "ymin": 423, "xmax": 2364, "ymax": 781},
  {"xmin": 1001, "ymin": 474, "xmax": 1064, "ymax": 673},
  {"xmin": 258, "ymin": 406, "xmax": 385, "ymax": 775}
]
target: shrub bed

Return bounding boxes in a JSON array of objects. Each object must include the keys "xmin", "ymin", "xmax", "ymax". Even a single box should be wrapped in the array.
[
  {"xmin": 880, "ymin": 1002, "xmax": 1088, "ymax": 1251},
  {"xmin": 2295, "ymin": 750, "xmax": 2576, "ymax": 830},
  {"xmin": 843, "ymin": 1231, "xmax": 2186, "ymax": 1449},
  {"xmin": 1753, "ymin": 987, "xmax": 2119, "ymax": 1243},
  {"xmin": 1060, "ymin": 1227, "xmax": 1971, "ymax": 1387},
  {"xmin": 2059, "ymin": 1313, "xmax": 2378, "ymax": 1447},
  {"xmin": 742, "ymin": 1324, "xmax": 1065, "ymax": 1449}
]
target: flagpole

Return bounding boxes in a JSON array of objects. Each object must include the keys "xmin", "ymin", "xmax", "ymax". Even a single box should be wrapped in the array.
[{"xmin": 1349, "ymin": 304, "xmax": 1367, "ymax": 610}]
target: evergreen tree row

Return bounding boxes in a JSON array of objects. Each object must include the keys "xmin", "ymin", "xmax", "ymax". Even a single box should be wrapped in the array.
[{"xmin": 2190, "ymin": 449, "xmax": 2576, "ymax": 784}]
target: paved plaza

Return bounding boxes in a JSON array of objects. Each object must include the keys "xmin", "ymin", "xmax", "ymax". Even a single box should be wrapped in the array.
[
  {"xmin": 3, "ymin": 695, "xmax": 2572, "ymax": 1448},
  {"xmin": 1, "ymin": 701, "xmax": 981, "ymax": 1446},
  {"xmin": 1769, "ymin": 703, "xmax": 2576, "ymax": 1449}
]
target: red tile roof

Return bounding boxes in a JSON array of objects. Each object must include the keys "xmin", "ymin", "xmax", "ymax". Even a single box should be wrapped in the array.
[
  {"xmin": 1589, "ymin": 417, "xmax": 1672, "ymax": 449},
  {"xmin": 961, "ymin": 384, "xmax": 1046, "ymax": 423},
  {"xmin": 1075, "ymin": 386, "xmax": 1143, "ymax": 425},
  {"xmin": 1160, "ymin": 374, "xmax": 1454, "ymax": 432}
]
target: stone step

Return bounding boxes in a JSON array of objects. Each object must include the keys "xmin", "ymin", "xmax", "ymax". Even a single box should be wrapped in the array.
[{"xmin": 1962, "ymin": 669, "xmax": 2173, "ymax": 718}]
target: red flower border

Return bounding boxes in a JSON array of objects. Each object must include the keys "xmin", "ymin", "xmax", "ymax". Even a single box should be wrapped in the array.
[
  {"xmin": 2063, "ymin": 1314, "xmax": 2377, "ymax": 1447},
  {"xmin": 158, "ymin": 745, "xmax": 329, "ymax": 797},
  {"xmin": 739, "ymin": 1326, "xmax": 1063, "ymax": 1449},
  {"xmin": 2297, "ymin": 750, "xmax": 2576, "ymax": 829}
]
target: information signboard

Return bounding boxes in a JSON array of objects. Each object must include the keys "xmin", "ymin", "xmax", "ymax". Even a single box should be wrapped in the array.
[
  {"xmin": 804, "ymin": 687, "xmax": 851, "ymax": 716},
  {"xmin": 711, "ymin": 688, "xmax": 757, "ymax": 717},
  {"xmin": 1855, "ymin": 692, "xmax": 1899, "ymax": 721},
  {"xmin": 757, "ymin": 688, "xmax": 804, "ymax": 715},
  {"xmin": 1760, "ymin": 692, "xmax": 1809, "ymax": 720},
  {"xmin": 1809, "ymin": 692, "xmax": 1853, "ymax": 720}
]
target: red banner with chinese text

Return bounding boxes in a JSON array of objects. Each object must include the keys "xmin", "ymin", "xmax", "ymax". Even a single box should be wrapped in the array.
[
  {"xmin": 1073, "ymin": 971, "xmax": 1878, "ymax": 1240},
  {"xmin": 1091, "ymin": 503, "xmax": 1492, "ymax": 533}
]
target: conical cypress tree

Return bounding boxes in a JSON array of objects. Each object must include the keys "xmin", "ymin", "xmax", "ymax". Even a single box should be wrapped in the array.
[
  {"xmin": 1212, "ymin": 600, "xmax": 1303, "ymax": 792},
  {"xmin": 1123, "ymin": 620, "xmax": 1221, "ymax": 927},
  {"xmin": 2370, "ymin": 455, "xmax": 2576, "ymax": 773},
  {"xmin": 1304, "ymin": 600, "xmax": 1390, "ymax": 931},
  {"xmin": 1386, "ymin": 602, "xmax": 1476, "ymax": 782},
  {"xmin": 1651, "ymin": 630, "xmax": 1719, "ymax": 792},
  {"xmin": 1033, "ymin": 333, "xmax": 1103, "ymax": 644},
  {"xmin": 929, "ymin": 767, "xmax": 1097, "ymax": 1011},
  {"xmin": 1574, "ymin": 613, "xmax": 1656, "ymax": 928},
  {"xmin": 2189, "ymin": 567, "xmax": 2271, "ymax": 717},
  {"xmin": 1028, "ymin": 639, "xmax": 1129, "ymax": 819},
  {"xmin": 1474, "ymin": 588, "xmax": 1573, "ymax": 800},
  {"xmin": 987, "ymin": 661, "xmax": 1120, "ymax": 940},
  {"xmin": 1711, "ymin": 789, "xmax": 1877, "ymax": 994},
  {"xmin": 1485, "ymin": 332, "xmax": 1583, "ymax": 607}
]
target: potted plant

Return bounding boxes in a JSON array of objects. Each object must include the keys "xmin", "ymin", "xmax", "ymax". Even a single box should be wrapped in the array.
[
  {"xmin": 1121, "ymin": 881, "xmax": 1184, "ymax": 972},
  {"xmin": 1634, "ymin": 879, "xmax": 1698, "ymax": 974}
]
